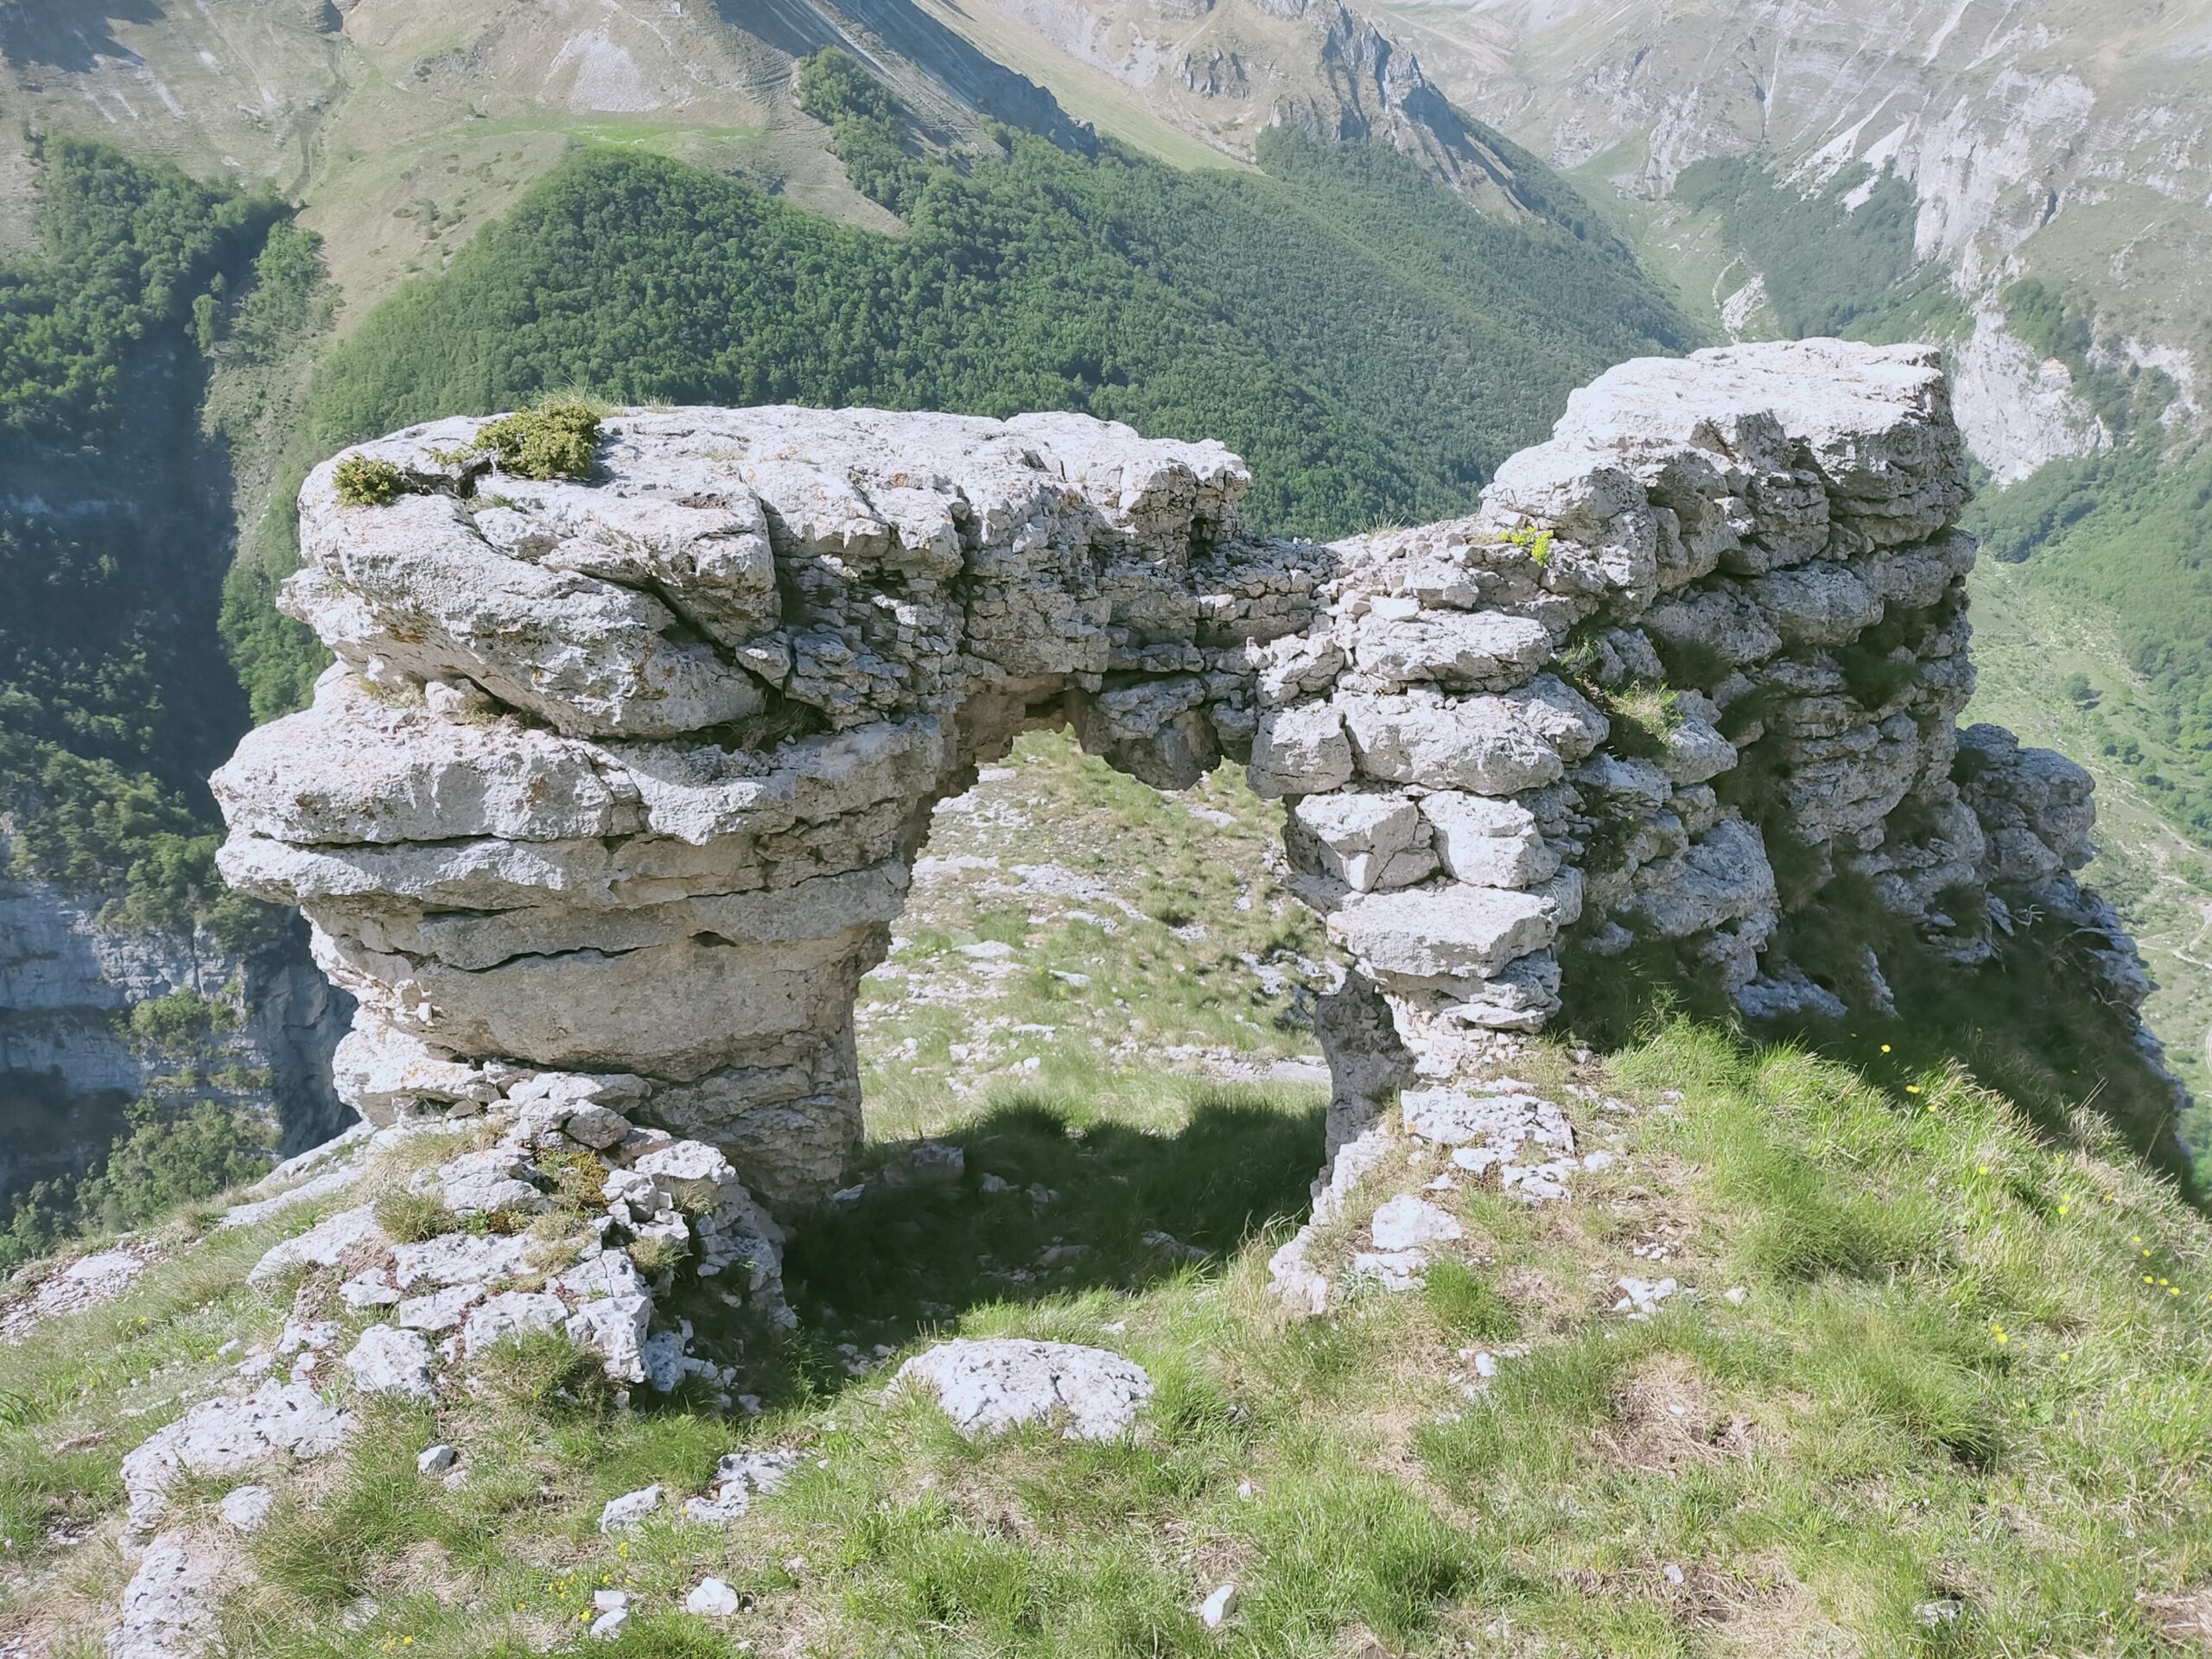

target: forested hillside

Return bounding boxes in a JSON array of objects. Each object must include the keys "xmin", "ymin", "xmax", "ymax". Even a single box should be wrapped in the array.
[
  {"xmin": 0, "ymin": 137, "xmax": 282, "ymax": 941},
  {"xmin": 278, "ymin": 60, "xmax": 1677, "ymax": 576}
]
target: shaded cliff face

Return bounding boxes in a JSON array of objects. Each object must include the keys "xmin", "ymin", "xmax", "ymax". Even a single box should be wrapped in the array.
[{"xmin": 0, "ymin": 839, "xmax": 353, "ymax": 1203}]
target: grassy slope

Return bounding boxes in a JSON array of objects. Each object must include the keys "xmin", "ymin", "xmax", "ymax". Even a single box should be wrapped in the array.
[
  {"xmin": 3, "ymin": 739, "xmax": 2209, "ymax": 1658},
  {"xmin": 1966, "ymin": 561, "xmax": 2212, "ymax": 1131},
  {"xmin": 0, "ymin": 2, "xmax": 898, "ymax": 334}
]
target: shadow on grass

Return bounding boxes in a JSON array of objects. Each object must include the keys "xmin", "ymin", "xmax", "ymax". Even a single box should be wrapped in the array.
[
  {"xmin": 776, "ymin": 1084, "xmax": 1325, "ymax": 1352},
  {"xmin": 1560, "ymin": 910, "xmax": 2203, "ymax": 1205}
]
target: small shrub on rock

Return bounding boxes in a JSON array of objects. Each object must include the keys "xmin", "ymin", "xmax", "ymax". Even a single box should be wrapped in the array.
[
  {"xmin": 626, "ymin": 1233, "xmax": 690, "ymax": 1277},
  {"xmin": 539, "ymin": 1148, "xmax": 613, "ymax": 1215},
  {"xmin": 471, "ymin": 397, "xmax": 601, "ymax": 480},
  {"xmin": 333, "ymin": 454, "xmax": 405, "ymax": 507}
]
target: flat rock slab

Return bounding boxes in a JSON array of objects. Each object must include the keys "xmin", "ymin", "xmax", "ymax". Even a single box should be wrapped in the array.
[
  {"xmin": 1331, "ymin": 884, "xmax": 1557, "ymax": 980},
  {"xmin": 1402, "ymin": 1088, "xmax": 1573, "ymax": 1156},
  {"xmin": 1370, "ymin": 1194, "xmax": 1464, "ymax": 1251},
  {"xmin": 120, "ymin": 1380, "xmax": 353, "ymax": 1541},
  {"xmin": 895, "ymin": 1338, "xmax": 1153, "ymax": 1441},
  {"xmin": 346, "ymin": 1325, "xmax": 435, "ymax": 1399},
  {"xmin": 110, "ymin": 1532, "xmax": 228, "ymax": 1659}
]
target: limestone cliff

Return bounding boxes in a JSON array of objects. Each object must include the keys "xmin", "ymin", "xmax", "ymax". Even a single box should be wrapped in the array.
[
  {"xmin": 0, "ymin": 836, "xmax": 352, "ymax": 1204},
  {"xmin": 211, "ymin": 340, "xmax": 2180, "ymax": 1229}
]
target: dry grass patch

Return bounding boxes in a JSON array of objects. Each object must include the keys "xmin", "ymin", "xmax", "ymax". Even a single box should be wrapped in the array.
[{"xmin": 1594, "ymin": 1354, "xmax": 1756, "ymax": 1474}]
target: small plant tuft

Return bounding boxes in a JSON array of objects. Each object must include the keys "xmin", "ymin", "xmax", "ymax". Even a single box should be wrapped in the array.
[
  {"xmin": 333, "ymin": 454, "xmax": 406, "ymax": 507},
  {"xmin": 470, "ymin": 1329, "xmax": 612, "ymax": 1413},
  {"xmin": 470, "ymin": 397, "xmax": 601, "ymax": 480},
  {"xmin": 538, "ymin": 1148, "xmax": 612, "ymax": 1214},
  {"xmin": 374, "ymin": 1189, "xmax": 460, "ymax": 1244},
  {"xmin": 1501, "ymin": 524, "xmax": 1555, "ymax": 567},
  {"xmin": 1422, "ymin": 1259, "xmax": 1521, "ymax": 1343},
  {"xmin": 626, "ymin": 1232, "xmax": 690, "ymax": 1277}
]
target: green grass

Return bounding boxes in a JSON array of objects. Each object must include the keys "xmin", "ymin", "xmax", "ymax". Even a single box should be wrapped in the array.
[
  {"xmin": 6, "ymin": 736, "xmax": 2211, "ymax": 1656},
  {"xmin": 43, "ymin": 1014, "xmax": 2200, "ymax": 1658}
]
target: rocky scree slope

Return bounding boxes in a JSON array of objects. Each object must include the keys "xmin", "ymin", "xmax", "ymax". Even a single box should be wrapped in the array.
[
  {"xmin": 84, "ymin": 1084, "xmax": 798, "ymax": 1659},
  {"xmin": 211, "ymin": 336, "xmax": 2185, "ymax": 1248}
]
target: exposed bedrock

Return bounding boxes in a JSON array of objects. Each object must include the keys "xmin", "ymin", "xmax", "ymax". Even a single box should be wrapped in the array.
[{"xmin": 213, "ymin": 340, "xmax": 2173, "ymax": 1218}]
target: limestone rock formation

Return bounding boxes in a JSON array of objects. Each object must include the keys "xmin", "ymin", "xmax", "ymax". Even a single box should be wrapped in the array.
[
  {"xmin": 212, "ymin": 340, "xmax": 2174, "ymax": 1253},
  {"xmin": 217, "ymin": 406, "xmax": 1318, "ymax": 1210},
  {"xmin": 894, "ymin": 1337, "xmax": 1154, "ymax": 1440}
]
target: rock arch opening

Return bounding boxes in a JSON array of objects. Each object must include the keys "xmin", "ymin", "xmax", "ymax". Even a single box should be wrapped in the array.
[{"xmin": 213, "ymin": 340, "xmax": 2173, "ymax": 1241}]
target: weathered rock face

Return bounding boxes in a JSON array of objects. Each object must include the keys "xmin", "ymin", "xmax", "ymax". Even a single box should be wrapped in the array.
[
  {"xmin": 214, "ymin": 341, "xmax": 2171, "ymax": 1217},
  {"xmin": 1268, "ymin": 338, "xmax": 2161, "ymax": 1135},
  {"xmin": 217, "ymin": 407, "xmax": 1319, "ymax": 1208}
]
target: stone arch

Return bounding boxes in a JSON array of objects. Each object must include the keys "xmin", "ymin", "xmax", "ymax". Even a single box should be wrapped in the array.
[{"xmin": 213, "ymin": 341, "xmax": 2161, "ymax": 1222}]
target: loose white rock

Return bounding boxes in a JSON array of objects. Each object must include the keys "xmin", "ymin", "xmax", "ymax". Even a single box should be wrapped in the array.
[
  {"xmin": 219, "ymin": 1484, "xmax": 275, "ymax": 1533},
  {"xmin": 1369, "ymin": 1194, "xmax": 1464, "ymax": 1251},
  {"xmin": 461, "ymin": 1291, "xmax": 568, "ymax": 1354},
  {"xmin": 599, "ymin": 1485, "xmax": 664, "ymax": 1535},
  {"xmin": 894, "ymin": 1338, "xmax": 1153, "ymax": 1441},
  {"xmin": 1199, "ymin": 1583, "xmax": 1240, "ymax": 1629},
  {"xmin": 345, "ymin": 1325, "xmax": 436, "ymax": 1400},
  {"xmin": 109, "ymin": 1532, "xmax": 224, "ymax": 1659},
  {"xmin": 686, "ymin": 1577, "xmax": 741, "ymax": 1617}
]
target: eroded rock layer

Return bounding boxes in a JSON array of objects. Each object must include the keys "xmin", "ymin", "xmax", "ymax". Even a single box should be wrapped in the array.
[
  {"xmin": 216, "ymin": 407, "xmax": 1319, "ymax": 1208},
  {"xmin": 214, "ymin": 340, "xmax": 2172, "ymax": 1223},
  {"xmin": 1274, "ymin": 339, "xmax": 2151, "ymax": 1134}
]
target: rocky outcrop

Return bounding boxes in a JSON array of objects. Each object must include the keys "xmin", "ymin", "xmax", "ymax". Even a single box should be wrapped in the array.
[
  {"xmin": 215, "ymin": 407, "xmax": 1319, "ymax": 1211},
  {"xmin": 1950, "ymin": 308, "xmax": 2113, "ymax": 484},
  {"xmin": 213, "ymin": 340, "xmax": 2172, "ymax": 1245},
  {"xmin": 1264, "ymin": 339, "xmax": 2153, "ymax": 1126}
]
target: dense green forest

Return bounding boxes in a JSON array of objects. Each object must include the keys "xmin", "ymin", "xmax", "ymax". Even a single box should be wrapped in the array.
[
  {"xmin": 0, "ymin": 136, "xmax": 289, "ymax": 941},
  {"xmin": 0, "ymin": 137, "xmax": 316, "ymax": 1241}
]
